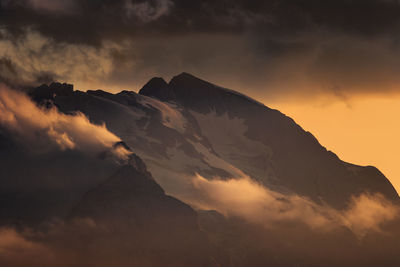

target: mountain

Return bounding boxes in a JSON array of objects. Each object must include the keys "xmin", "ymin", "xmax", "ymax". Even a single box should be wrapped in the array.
[
  {"xmin": 0, "ymin": 128, "xmax": 119, "ymax": 225},
  {"xmin": 38, "ymin": 74, "xmax": 398, "ymax": 209},
  {"xmin": 69, "ymin": 155, "xmax": 215, "ymax": 267},
  {"xmin": 1, "ymin": 75, "xmax": 400, "ymax": 266}
]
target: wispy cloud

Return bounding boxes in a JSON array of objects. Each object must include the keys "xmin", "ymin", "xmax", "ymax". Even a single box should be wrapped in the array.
[
  {"xmin": 0, "ymin": 85, "xmax": 131, "ymax": 160},
  {"xmin": 0, "ymin": 29, "xmax": 117, "ymax": 88},
  {"xmin": 184, "ymin": 173, "xmax": 399, "ymax": 238},
  {"xmin": 125, "ymin": 0, "xmax": 174, "ymax": 23}
]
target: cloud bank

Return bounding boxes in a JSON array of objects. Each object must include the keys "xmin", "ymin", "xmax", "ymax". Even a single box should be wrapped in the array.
[
  {"xmin": 0, "ymin": 220, "xmax": 109, "ymax": 267},
  {"xmin": 1, "ymin": 0, "xmax": 400, "ymax": 99},
  {"xmin": 184, "ymin": 174, "xmax": 399, "ymax": 238}
]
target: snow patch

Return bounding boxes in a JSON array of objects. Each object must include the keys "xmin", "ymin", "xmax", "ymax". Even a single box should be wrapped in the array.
[
  {"xmin": 139, "ymin": 95, "xmax": 187, "ymax": 133},
  {"xmin": 191, "ymin": 110, "xmax": 277, "ymax": 184}
]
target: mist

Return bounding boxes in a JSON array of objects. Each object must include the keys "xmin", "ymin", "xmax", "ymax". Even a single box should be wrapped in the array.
[{"xmin": 0, "ymin": 84, "xmax": 131, "ymax": 159}]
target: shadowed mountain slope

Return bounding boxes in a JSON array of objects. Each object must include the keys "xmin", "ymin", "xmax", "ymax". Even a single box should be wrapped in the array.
[{"xmin": 70, "ymin": 155, "xmax": 215, "ymax": 267}]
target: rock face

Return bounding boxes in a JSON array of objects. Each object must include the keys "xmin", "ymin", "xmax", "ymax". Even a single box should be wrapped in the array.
[
  {"xmin": 140, "ymin": 77, "xmax": 173, "ymax": 101},
  {"xmin": 44, "ymin": 73, "xmax": 398, "ymax": 209},
  {"xmin": 29, "ymin": 82, "xmax": 73, "ymax": 103},
  {"xmin": 70, "ymin": 155, "xmax": 215, "ymax": 267}
]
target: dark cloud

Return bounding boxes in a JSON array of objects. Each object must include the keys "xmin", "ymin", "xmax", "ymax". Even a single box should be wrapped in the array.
[
  {"xmin": 2, "ymin": 0, "xmax": 400, "ymax": 43},
  {"xmin": 1, "ymin": 0, "xmax": 400, "ymax": 98}
]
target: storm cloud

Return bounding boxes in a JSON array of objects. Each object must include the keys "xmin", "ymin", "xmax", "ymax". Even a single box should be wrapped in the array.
[{"xmin": 1, "ymin": 0, "xmax": 400, "ymax": 99}]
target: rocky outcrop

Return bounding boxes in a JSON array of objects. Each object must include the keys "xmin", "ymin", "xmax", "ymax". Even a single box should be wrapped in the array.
[{"xmin": 29, "ymin": 82, "xmax": 73, "ymax": 103}]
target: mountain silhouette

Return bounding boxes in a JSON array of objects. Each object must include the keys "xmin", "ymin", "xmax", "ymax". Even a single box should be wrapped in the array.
[{"xmin": 70, "ymin": 155, "xmax": 215, "ymax": 267}]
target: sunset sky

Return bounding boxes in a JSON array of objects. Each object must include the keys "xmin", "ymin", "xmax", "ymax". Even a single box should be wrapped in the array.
[
  {"xmin": 270, "ymin": 94, "xmax": 400, "ymax": 193},
  {"xmin": 1, "ymin": 0, "xmax": 400, "ymax": 192}
]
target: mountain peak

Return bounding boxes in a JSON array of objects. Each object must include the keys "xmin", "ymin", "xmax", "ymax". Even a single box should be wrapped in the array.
[
  {"xmin": 139, "ymin": 72, "xmax": 218, "ymax": 102},
  {"xmin": 169, "ymin": 72, "xmax": 218, "ymax": 92},
  {"xmin": 139, "ymin": 72, "xmax": 263, "ymax": 111},
  {"xmin": 171, "ymin": 72, "xmax": 194, "ymax": 79},
  {"xmin": 139, "ymin": 77, "xmax": 172, "ymax": 101},
  {"xmin": 169, "ymin": 72, "xmax": 209, "ymax": 85}
]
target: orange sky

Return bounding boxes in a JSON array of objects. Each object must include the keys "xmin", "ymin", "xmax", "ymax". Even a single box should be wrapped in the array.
[{"xmin": 267, "ymin": 95, "xmax": 400, "ymax": 195}]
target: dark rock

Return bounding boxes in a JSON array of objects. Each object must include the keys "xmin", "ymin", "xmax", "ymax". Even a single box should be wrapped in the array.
[
  {"xmin": 70, "ymin": 163, "xmax": 215, "ymax": 267},
  {"xmin": 29, "ymin": 82, "xmax": 74, "ymax": 103},
  {"xmin": 49, "ymin": 82, "xmax": 73, "ymax": 96},
  {"xmin": 139, "ymin": 77, "xmax": 174, "ymax": 101}
]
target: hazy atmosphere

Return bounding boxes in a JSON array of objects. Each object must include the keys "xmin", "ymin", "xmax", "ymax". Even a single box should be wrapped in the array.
[
  {"xmin": 1, "ymin": 1, "xmax": 400, "ymax": 266},
  {"xmin": 1, "ymin": 0, "xmax": 399, "ymax": 191}
]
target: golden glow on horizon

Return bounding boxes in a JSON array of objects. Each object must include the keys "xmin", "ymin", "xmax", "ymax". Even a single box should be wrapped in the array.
[{"xmin": 269, "ymin": 95, "xmax": 400, "ymax": 194}]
